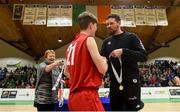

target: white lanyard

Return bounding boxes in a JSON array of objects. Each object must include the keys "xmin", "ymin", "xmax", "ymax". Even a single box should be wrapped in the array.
[
  {"xmin": 109, "ymin": 56, "xmax": 123, "ymax": 84},
  {"xmin": 52, "ymin": 65, "xmax": 64, "ymax": 107},
  {"xmin": 52, "ymin": 65, "xmax": 64, "ymax": 90}
]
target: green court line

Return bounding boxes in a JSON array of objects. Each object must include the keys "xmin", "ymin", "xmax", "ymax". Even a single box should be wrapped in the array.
[
  {"xmin": 0, "ymin": 101, "xmax": 33, "ymax": 105},
  {"xmin": 0, "ymin": 98, "xmax": 180, "ymax": 105},
  {"xmin": 142, "ymin": 98, "xmax": 180, "ymax": 103}
]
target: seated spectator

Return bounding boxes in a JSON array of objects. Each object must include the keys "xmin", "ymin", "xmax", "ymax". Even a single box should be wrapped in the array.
[{"xmin": 174, "ymin": 76, "xmax": 180, "ymax": 86}]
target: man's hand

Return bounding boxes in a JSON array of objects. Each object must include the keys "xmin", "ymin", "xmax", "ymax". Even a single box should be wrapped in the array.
[{"xmin": 110, "ymin": 49, "xmax": 123, "ymax": 58}]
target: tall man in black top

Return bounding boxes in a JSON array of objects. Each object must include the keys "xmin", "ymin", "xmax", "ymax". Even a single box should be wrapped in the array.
[{"xmin": 100, "ymin": 14, "xmax": 147, "ymax": 111}]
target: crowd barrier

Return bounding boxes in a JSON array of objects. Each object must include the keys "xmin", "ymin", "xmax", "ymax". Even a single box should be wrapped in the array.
[
  {"xmin": 0, "ymin": 87, "xmax": 180, "ymax": 101},
  {"xmin": 0, "ymin": 88, "xmax": 35, "ymax": 101}
]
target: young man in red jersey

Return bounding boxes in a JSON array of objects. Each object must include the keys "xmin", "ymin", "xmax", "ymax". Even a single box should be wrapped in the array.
[{"xmin": 64, "ymin": 11, "xmax": 108, "ymax": 111}]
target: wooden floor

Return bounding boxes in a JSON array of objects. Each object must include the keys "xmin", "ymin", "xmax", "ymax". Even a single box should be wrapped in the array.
[{"xmin": 0, "ymin": 103, "xmax": 180, "ymax": 111}]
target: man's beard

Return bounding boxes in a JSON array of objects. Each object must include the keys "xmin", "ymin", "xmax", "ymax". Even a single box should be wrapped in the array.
[
  {"xmin": 109, "ymin": 30, "xmax": 116, "ymax": 35},
  {"xmin": 108, "ymin": 29, "xmax": 116, "ymax": 35}
]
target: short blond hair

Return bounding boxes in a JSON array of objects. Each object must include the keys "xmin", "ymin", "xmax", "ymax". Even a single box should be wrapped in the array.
[{"xmin": 44, "ymin": 50, "xmax": 55, "ymax": 58}]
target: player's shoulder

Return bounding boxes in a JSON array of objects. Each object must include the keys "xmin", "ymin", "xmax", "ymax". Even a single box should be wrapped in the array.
[
  {"xmin": 125, "ymin": 32, "xmax": 140, "ymax": 40},
  {"xmin": 124, "ymin": 32, "xmax": 137, "ymax": 37},
  {"xmin": 86, "ymin": 36, "xmax": 95, "ymax": 42}
]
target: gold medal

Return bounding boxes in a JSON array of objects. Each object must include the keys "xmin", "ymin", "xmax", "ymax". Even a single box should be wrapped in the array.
[{"xmin": 119, "ymin": 85, "xmax": 124, "ymax": 90}]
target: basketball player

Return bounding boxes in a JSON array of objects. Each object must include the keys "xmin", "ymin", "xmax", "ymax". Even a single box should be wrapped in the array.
[
  {"xmin": 100, "ymin": 14, "xmax": 147, "ymax": 111},
  {"xmin": 34, "ymin": 50, "xmax": 63, "ymax": 111},
  {"xmin": 64, "ymin": 11, "xmax": 108, "ymax": 111}
]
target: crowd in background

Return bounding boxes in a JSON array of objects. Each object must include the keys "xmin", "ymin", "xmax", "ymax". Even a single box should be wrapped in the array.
[
  {"xmin": 103, "ymin": 60, "xmax": 180, "ymax": 88},
  {"xmin": 0, "ymin": 60, "xmax": 180, "ymax": 88},
  {"xmin": 0, "ymin": 64, "xmax": 36, "ymax": 88},
  {"xmin": 139, "ymin": 60, "xmax": 180, "ymax": 87}
]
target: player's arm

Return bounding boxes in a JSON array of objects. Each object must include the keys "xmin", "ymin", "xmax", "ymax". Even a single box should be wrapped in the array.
[
  {"xmin": 86, "ymin": 37, "xmax": 108, "ymax": 75},
  {"xmin": 123, "ymin": 34, "xmax": 147, "ymax": 62},
  {"xmin": 64, "ymin": 64, "xmax": 70, "ymax": 79}
]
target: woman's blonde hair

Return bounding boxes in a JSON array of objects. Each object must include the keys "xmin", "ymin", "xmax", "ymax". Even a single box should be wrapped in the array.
[{"xmin": 44, "ymin": 50, "xmax": 56, "ymax": 58}]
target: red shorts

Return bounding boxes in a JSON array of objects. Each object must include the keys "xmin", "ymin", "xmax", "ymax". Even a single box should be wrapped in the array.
[{"xmin": 68, "ymin": 88, "xmax": 104, "ymax": 111}]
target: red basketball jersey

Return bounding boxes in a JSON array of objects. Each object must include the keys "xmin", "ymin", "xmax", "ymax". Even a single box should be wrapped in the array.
[{"xmin": 66, "ymin": 32, "xmax": 103, "ymax": 93}]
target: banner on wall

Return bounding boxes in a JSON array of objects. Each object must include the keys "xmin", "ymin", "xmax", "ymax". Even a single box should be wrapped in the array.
[
  {"xmin": 86, "ymin": 5, "xmax": 97, "ymax": 17},
  {"xmin": 111, "ymin": 5, "xmax": 125, "ymax": 26},
  {"xmin": 12, "ymin": 4, "xmax": 24, "ymax": 20},
  {"xmin": 60, "ymin": 5, "xmax": 72, "ymax": 26},
  {"xmin": 97, "ymin": 5, "xmax": 110, "ymax": 24},
  {"xmin": 23, "ymin": 4, "xmax": 36, "ymax": 25},
  {"xmin": 134, "ymin": 6, "xmax": 146, "ymax": 25},
  {"xmin": 145, "ymin": 6, "xmax": 157, "ymax": 26},
  {"xmin": 156, "ymin": 8, "xmax": 168, "ymax": 26},
  {"xmin": 12, "ymin": 4, "xmax": 168, "ymax": 27},
  {"xmin": 35, "ymin": 5, "xmax": 47, "ymax": 25},
  {"xmin": 123, "ymin": 6, "xmax": 136, "ymax": 27},
  {"xmin": 47, "ymin": 5, "xmax": 61, "ymax": 27}
]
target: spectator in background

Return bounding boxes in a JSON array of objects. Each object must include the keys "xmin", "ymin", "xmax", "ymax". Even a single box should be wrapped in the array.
[
  {"xmin": 174, "ymin": 76, "xmax": 180, "ymax": 86},
  {"xmin": 34, "ymin": 50, "xmax": 63, "ymax": 111},
  {"xmin": 0, "ymin": 67, "xmax": 3, "ymax": 80}
]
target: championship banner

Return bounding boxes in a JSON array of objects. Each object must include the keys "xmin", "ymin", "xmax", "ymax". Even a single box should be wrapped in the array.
[
  {"xmin": 122, "ymin": 6, "xmax": 136, "ymax": 27},
  {"xmin": 156, "ymin": 8, "xmax": 168, "ymax": 26},
  {"xmin": 47, "ymin": 5, "xmax": 61, "ymax": 27},
  {"xmin": 60, "ymin": 5, "xmax": 72, "ymax": 26},
  {"xmin": 111, "ymin": 5, "xmax": 125, "ymax": 26},
  {"xmin": 35, "ymin": 5, "xmax": 47, "ymax": 25},
  {"xmin": 145, "ymin": 6, "xmax": 157, "ymax": 26},
  {"xmin": 134, "ymin": 6, "xmax": 146, "ymax": 25},
  {"xmin": 12, "ymin": 4, "xmax": 24, "ymax": 20},
  {"xmin": 23, "ymin": 4, "xmax": 36, "ymax": 25}
]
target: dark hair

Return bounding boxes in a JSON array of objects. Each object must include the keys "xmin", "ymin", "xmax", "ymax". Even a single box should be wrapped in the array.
[
  {"xmin": 78, "ymin": 11, "xmax": 97, "ymax": 30},
  {"xmin": 106, "ymin": 14, "xmax": 121, "ymax": 22}
]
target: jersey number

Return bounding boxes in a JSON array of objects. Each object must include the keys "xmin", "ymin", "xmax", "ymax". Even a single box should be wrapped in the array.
[{"xmin": 67, "ymin": 43, "xmax": 77, "ymax": 65}]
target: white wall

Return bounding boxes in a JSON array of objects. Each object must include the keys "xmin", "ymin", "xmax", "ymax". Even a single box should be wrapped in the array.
[
  {"xmin": 147, "ymin": 37, "xmax": 180, "ymax": 64},
  {"xmin": 0, "ymin": 39, "xmax": 35, "ymax": 70}
]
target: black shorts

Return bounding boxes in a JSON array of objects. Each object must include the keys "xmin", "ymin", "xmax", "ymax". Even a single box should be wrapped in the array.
[{"xmin": 109, "ymin": 82, "xmax": 143, "ymax": 111}]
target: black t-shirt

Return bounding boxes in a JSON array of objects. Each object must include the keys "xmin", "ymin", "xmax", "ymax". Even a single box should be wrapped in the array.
[{"xmin": 100, "ymin": 32, "xmax": 147, "ymax": 85}]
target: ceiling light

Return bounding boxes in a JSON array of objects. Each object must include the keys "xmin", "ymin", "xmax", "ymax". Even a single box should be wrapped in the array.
[{"xmin": 58, "ymin": 37, "xmax": 62, "ymax": 42}]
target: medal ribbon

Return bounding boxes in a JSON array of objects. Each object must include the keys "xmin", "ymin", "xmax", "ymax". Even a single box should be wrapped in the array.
[
  {"xmin": 109, "ymin": 55, "xmax": 122, "ymax": 84},
  {"xmin": 52, "ymin": 65, "xmax": 64, "ymax": 107}
]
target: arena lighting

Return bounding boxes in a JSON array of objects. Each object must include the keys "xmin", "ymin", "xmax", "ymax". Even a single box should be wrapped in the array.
[
  {"xmin": 58, "ymin": 37, "xmax": 62, "ymax": 42},
  {"xmin": 147, "ymin": 0, "xmax": 150, "ymax": 3}
]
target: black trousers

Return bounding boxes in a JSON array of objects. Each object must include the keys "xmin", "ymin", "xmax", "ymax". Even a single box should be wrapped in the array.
[
  {"xmin": 109, "ymin": 82, "xmax": 144, "ymax": 111},
  {"xmin": 36, "ymin": 103, "xmax": 56, "ymax": 112}
]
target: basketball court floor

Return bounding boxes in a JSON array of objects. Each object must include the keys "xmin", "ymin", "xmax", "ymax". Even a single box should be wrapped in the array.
[{"xmin": 0, "ymin": 102, "xmax": 180, "ymax": 111}]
